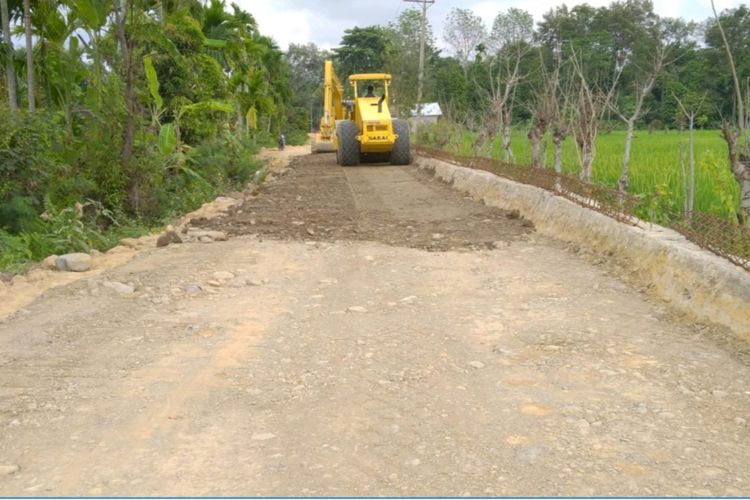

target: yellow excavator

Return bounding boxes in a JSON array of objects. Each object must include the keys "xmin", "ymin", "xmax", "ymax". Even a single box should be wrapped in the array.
[{"xmin": 311, "ymin": 59, "xmax": 410, "ymax": 166}]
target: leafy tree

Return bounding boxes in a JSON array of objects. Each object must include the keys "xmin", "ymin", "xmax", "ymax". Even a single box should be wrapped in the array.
[
  {"xmin": 386, "ymin": 8, "xmax": 437, "ymax": 117},
  {"xmin": 431, "ymin": 56, "xmax": 470, "ymax": 123},
  {"xmin": 333, "ymin": 25, "xmax": 393, "ymax": 80},
  {"xmin": 285, "ymin": 42, "xmax": 329, "ymax": 132},
  {"xmin": 0, "ymin": 0, "xmax": 299, "ymax": 258}
]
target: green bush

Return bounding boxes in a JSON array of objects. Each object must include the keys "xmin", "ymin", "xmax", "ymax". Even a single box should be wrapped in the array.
[
  {"xmin": 133, "ymin": 131, "xmax": 263, "ymax": 221},
  {"xmin": 0, "ymin": 198, "xmax": 124, "ymax": 272},
  {"xmin": 0, "ymin": 110, "xmax": 69, "ymax": 231},
  {"xmin": 286, "ymin": 129, "xmax": 309, "ymax": 146},
  {"xmin": 0, "ymin": 103, "xmax": 265, "ymax": 272}
]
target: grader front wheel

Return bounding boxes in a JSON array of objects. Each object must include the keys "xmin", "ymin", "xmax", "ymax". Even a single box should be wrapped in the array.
[
  {"xmin": 336, "ymin": 120, "xmax": 360, "ymax": 166},
  {"xmin": 390, "ymin": 119, "xmax": 411, "ymax": 165}
]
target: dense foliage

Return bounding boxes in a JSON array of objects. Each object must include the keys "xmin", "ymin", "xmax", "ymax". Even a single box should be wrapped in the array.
[{"xmin": 0, "ymin": 0, "xmax": 302, "ymax": 270}]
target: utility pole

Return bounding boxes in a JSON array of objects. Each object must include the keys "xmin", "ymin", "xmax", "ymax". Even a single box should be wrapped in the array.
[{"xmin": 403, "ymin": 0, "xmax": 434, "ymax": 118}]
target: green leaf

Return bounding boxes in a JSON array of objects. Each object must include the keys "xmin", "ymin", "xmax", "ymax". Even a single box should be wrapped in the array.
[
  {"xmin": 178, "ymin": 100, "xmax": 234, "ymax": 120},
  {"xmin": 158, "ymin": 123, "xmax": 177, "ymax": 156},
  {"xmin": 143, "ymin": 55, "xmax": 163, "ymax": 111},
  {"xmin": 204, "ymin": 38, "xmax": 228, "ymax": 49},
  {"xmin": 246, "ymin": 106, "xmax": 257, "ymax": 131},
  {"xmin": 72, "ymin": 0, "xmax": 110, "ymax": 31},
  {"xmin": 179, "ymin": 165, "xmax": 208, "ymax": 183}
]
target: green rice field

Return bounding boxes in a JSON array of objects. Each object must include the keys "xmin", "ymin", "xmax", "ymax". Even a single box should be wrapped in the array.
[{"xmin": 420, "ymin": 124, "xmax": 740, "ymax": 221}]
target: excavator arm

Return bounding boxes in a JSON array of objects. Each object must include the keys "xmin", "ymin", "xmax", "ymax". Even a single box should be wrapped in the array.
[{"xmin": 311, "ymin": 60, "xmax": 344, "ymax": 153}]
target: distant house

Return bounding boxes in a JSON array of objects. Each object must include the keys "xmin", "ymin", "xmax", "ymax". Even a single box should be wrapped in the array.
[{"xmin": 410, "ymin": 102, "xmax": 442, "ymax": 129}]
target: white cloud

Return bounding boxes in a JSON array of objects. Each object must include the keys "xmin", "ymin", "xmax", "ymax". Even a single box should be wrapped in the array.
[
  {"xmin": 233, "ymin": 0, "xmax": 311, "ymax": 49},
  {"xmin": 233, "ymin": 0, "xmax": 747, "ymax": 52}
]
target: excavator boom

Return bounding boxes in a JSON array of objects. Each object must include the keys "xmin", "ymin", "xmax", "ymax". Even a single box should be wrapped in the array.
[{"xmin": 311, "ymin": 60, "xmax": 344, "ymax": 153}]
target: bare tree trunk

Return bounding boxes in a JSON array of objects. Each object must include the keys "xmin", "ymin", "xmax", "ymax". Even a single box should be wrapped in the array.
[
  {"xmin": 115, "ymin": 0, "xmax": 138, "ymax": 213},
  {"xmin": 679, "ymin": 143, "xmax": 688, "ymax": 214},
  {"xmin": 472, "ymin": 132, "xmax": 483, "ymax": 156},
  {"xmin": 574, "ymin": 92, "xmax": 600, "ymax": 183},
  {"xmin": 539, "ymin": 137, "xmax": 547, "ymax": 167},
  {"xmin": 580, "ymin": 141, "xmax": 595, "ymax": 181},
  {"xmin": 712, "ymin": 0, "xmax": 744, "ymax": 142},
  {"xmin": 501, "ymin": 128, "xmax": 513, "ymax": 162},
  {"xmin": 673, "ymin": 93, "xmax": 703, "ymax": 214},
  {"xmin": 93, "ymin": 31, "xmax": 102, "ymax": 110},
  {"xmin": 23, "ymin": 0, "xmax": 33, "ymax": 112},
  {"xmin": 116, "ymin": 0, "xmax": 134, "ymax": 166},
  {"xmin": 688, "ymin": 114, "xmax": 695, "ymax": 213},
  {"xmin": 619, "ymin": 118, "xmax": 636, "ymax": 192},
  {"xmin": 552, "ymin": 132, "xmax": 564, "ymax": 174},
  {"xmin": 474, "ymin": 107, "xmax": 498, "ymax": 157},
  {"xmin": 712, "ymin": 0, "xmax": 750, "ymax": 226},
  {"xmin": 722, "ymin": 122, "xmax": 750, "ymax": 225},
  {"xmin": 528, "ymin": 125, "xmax": 543, "ymax": 167},
  {"xmin": 740, "ymin": 176, "xmax": 750, "ymax": 225},
  {"xmin": 616, "ymin": 64, "xmax": 660, "ymax": 193},
  {"xmin": 571, "ymin": 60, "xmax": 604, "ymax": 183},
  {"xmin": 484, "ymin": 132, "xmax": 494, "ymax": 157},
  {"xmin": 500, "ymin": 109, "xmax": 514, "ymax": 162}
]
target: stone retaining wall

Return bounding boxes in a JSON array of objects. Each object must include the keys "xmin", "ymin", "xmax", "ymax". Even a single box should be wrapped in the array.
[{"xmin": 416, "ymin": 156, "xmax": 750, "ymax": 340}]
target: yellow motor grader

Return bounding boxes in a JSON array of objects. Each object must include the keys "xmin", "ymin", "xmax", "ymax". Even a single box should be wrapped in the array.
[{"xmin": 311, "ymin": 60, "xmax": 410, "ymax": 166}]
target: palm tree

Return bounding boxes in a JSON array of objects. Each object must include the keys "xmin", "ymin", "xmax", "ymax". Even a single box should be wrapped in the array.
[
  {"xmin": 1, "ymin": 0, "xmax": 17, "ymax": 115},
  {"xmin": 69, "ymin": 0, "xmax": 112, "ymax": 109},
  {"xmin": 22, "ymin": 0, "xmax": 32, "ymax": 111}
]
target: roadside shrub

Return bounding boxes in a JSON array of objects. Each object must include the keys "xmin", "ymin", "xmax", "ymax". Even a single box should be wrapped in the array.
[
  {"xmin": 188, "ymin": 132, "xmax": 262, "ymax": 189},
  {"xmin": 0, "ymin": 110, "xmax": 69, "ymax": 231},
  {"xmin": 0, "ymin": 198, "xmax": 121, "ymax": 272}
]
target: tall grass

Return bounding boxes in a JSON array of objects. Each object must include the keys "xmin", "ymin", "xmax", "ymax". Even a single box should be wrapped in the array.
[{"xmin": 422, "ymin": 123, "xmax": 739, "ymax": 221}]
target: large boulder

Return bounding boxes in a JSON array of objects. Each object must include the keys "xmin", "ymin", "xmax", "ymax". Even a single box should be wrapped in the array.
[{"xmin": 55, "ymin": 253, "xmax": 93, "ymax": 272}]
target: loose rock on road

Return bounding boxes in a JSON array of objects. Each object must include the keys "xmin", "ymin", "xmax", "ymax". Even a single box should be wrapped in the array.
[{"xmin": 1, "ymin": 149, "xmax": 749, "ymax": 496}]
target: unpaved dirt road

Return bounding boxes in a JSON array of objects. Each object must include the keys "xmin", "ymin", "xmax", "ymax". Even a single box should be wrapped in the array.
[{"xmin": 1, "ymin": 150, "xmax": 750, "ymax": 496}]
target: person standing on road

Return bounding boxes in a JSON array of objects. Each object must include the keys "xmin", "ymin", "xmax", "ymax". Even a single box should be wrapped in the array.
[{"xmin": 278, "ymin": 133, "xmax": 286, "ymax": 150}]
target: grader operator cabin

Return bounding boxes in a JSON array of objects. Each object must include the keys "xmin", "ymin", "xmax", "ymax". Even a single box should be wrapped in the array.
[{"xmin": 311, "ymin": 60, "xmax": 411, "ymax": 166}]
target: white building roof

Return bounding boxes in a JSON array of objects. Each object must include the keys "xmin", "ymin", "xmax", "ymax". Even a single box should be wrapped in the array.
[{"xmin": 411, "ymin": 102, "xmax": 442, "ymax": 117}]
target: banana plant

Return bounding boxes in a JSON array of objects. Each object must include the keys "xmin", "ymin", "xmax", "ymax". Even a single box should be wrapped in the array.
[
  {"xmin": 143, "ymin": 50, "xmax": 232, "ymax": 183},
  {"xmin": 143, "ymin": 54, "xmax": 164, "ymax": 127}
]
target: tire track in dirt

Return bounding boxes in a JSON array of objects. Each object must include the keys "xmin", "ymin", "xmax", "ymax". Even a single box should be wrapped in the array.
[{"xmin": 192, "ymin": 153, "xmax": 533, "ymax": 251}]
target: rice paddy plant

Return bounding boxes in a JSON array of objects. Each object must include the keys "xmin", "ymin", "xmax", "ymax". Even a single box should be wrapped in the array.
[{"xmin": 434, "ymin": 125, "xmax": 739, "ymax": 221}]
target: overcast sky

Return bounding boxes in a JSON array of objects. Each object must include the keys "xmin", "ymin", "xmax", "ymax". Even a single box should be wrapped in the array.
[{"xmin": 234, "ymin": 0, "xmax": 746, "ymax": 52}]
